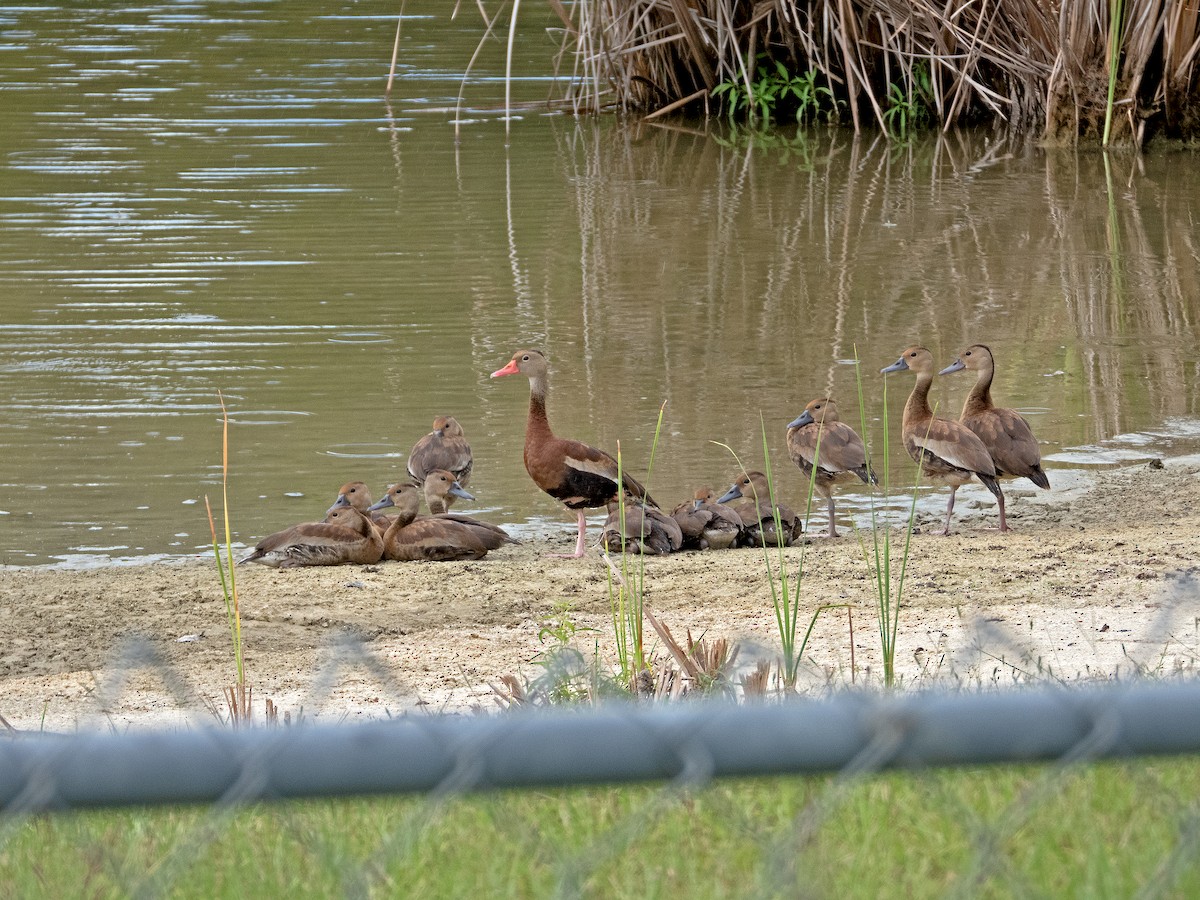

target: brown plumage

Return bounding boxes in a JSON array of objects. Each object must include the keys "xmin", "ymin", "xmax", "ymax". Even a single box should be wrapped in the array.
[
  {"xmin": 368, "ymin": 479, "xmax": 517, "ymax": 562},
  {"xmin": 671, "ymin": 488, "xmax": 742, "ymax": 550},
  {"xmin": 882, "ymin": 346, "xmax": 1004, "ymax": 535},
  {"xmin": 407, "ymin": 416, "xmax": 473, "ymax": 512},
  {"xmin": 716, "ymin": 471, "xmax": 803, "ymax": 547},
  {"xmin": 940, "ymin": 344, "xmax": 1050, "ymax": 531},
  {"xmin": 786, "ymin": 398, "xmax": 877, "ymax": 538},
  {"xmin": 325, "ymin": 480, "xmax": 394, "ymax": 535},
  {"xmin": 601, "ymin": 498, "xmax": 684, "ymax": 555},
  {"xmin": 490, "ymin": 349, "xmax": 657, "ymax": 558},
  {"xmin": 240, "ymin": 506, "xmax": 384, "ymax": 568}
]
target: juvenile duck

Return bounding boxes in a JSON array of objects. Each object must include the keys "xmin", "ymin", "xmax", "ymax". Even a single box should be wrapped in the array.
[
  {"xmin": 602, "ymin": 498, "xmax": 683, "ymax": 555},
  {"xmin": 491, "ymin": 349, "xmax": 656, "ymax": 558},
  {"xmin": 325, "ymin": 480, "xmax": 394, "ymax": 534},
  {"xmin": 368, "ymin": 479, "xmax": 516, "ymax": 562},
  {"xmin": 940, "ymin": 344, "xmax": 1049, "ymax": 532},
  {"xmin": 407, "ymin": 416, "xmax": 473, "ymax": 512},
  {"xmin": 881, "ymin": 346, "xmax": 1004, "ymax": 535},
  {"xmin": 717, "ymin": 471, "xmax": 803, "ymax": 547},
  {"xmin": 693, "ymin": 487, "xmax": 745, "ymax": 550},
  {"xmin": 240, "ymin": 506, "xmax": 384, "ymax": 568},
  {"xmin": 671, "ymin": 488, "xmax": 742, "ymax": 550},
  {"xmin": 786, "ymin": 398, "xmax": 877, "ymax": 538}
]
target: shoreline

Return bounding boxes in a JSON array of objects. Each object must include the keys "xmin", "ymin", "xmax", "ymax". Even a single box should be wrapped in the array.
[{"xmin": 1, "ymin": 459, "xmax": 1198, "ymax": 732}]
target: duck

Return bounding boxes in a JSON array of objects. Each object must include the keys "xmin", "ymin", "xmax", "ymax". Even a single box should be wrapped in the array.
[
  {"xmin": 419, "ymin": 468, "xmax": 477, "ymax": 515},
  {"xmin": 670, "ymin": 495, "xmax": 709, "ymax": 550},
  {"xmin": 368, "ymin": 478, "xmax": 517, "ymax": 562},
  {"xmin": 601, "ymin": 497, "xmax": 684, "ymax": 555},
  {"xmin": 239, "ymin": 506, "xmax": 384, "ymax": 568},
  {"xmin": 881, "ymin": 346, "xmax": 1004, "ymax": 535},
  {"xmin": 786, "ymin": 398, "xmax": 877, "ymax": 537},
  {"xmin": 490, "ymin": 349, "xmax": 657, "ymax": 558},
  {"xmin": 671, "ymin": 488, "xmax": 743, "ymax": 550},
  {"xmin": 939, "ymin": 344, "xmax": 1050, "ymax": 532},
  {"xmin": 407, "ymin": 416, "xmax": 473, "ymax": 512},
  {"xmin": 716, "ymin": 471, "xmax": 803, "ymax": 547},
  {"xmin": 325, "ymin": 480, "xmax": 394, "ymax": 534}
]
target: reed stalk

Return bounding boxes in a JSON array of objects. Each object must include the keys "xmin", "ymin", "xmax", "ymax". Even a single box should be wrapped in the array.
[
  {"xmin": 852, "ymin": 350, "xmax": 919, "ymax": 687},
  {"xmin": 713, "ymin": 423, "xmax": 829, "ymax": 691},
  {"xmin": 204, "ymin": 391, "xmax": 246, "ymax": 710},
  {"xmin": 603, "ymin": 401, "xmax": 667, "ymax": 690}
]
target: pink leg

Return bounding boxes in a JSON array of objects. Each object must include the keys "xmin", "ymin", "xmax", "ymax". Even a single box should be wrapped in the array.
[
  {"xmin": 941, "ymin": 487, "xmax": 957, "ymax": 536},
  {"xmin": 550, "ymin": 510, "xmax": 589, "ymax": 558}
]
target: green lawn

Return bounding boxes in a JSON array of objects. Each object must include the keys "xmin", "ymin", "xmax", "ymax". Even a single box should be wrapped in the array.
[{"xmin": 2, "ymin": 757, "xmax": 1198, "ymax": 897}]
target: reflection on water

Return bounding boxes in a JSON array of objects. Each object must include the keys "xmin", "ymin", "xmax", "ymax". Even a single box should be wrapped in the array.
[{"xmin": 1, "ymin": 4, "xmax": 1199, "ymax": 565}]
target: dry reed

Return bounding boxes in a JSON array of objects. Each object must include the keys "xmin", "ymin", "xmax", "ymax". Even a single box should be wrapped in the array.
[{"xmin": 519, "ymin": 0, "xmax": 1200, "ymax": 143}]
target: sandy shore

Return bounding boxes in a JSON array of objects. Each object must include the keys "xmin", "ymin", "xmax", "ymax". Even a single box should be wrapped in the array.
[{"xmin": 1, "ymin": 460, "xmax": 1198, "ymax": 732}]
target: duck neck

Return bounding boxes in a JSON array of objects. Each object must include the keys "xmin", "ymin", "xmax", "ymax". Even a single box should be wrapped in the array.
[
  {"xmin": 963, "ymin": 364, "xmax": 995, "ymax": 415},
  {"xmin": 383, "ymin": 495, "xmax": 421, "ymax": 542},
  {"xmin": 526, "ymin": 375, "xmax": 554, "ymax": 444},
  {"xmin": 904, "ymin": 371, "xmax": 935, "ymax": 425}
]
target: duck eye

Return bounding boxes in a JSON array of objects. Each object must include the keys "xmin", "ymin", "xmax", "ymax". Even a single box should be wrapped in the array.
[{"xmin": 521, "ymin": 354, "xmax": 529, "ymax": 361}]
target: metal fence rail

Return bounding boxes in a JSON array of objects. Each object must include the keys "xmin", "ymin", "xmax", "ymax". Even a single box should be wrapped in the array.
[{"xmin": 4, "ymin": 680, "xmax": 1200, "ymax": 813}]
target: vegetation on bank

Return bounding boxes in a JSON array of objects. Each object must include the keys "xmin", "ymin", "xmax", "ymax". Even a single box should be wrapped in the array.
[{"xmin": 531, "ymin": 0, "xmax": 1200, "ymax": 145}]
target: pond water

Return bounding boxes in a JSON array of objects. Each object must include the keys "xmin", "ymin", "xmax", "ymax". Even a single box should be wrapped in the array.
[{"xmin": 2, "ymin": 3, "xmax": 1199, "ymax": 566}]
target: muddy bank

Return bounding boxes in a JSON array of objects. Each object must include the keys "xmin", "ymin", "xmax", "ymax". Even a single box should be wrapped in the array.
[{"xmin": 1, "ymin": 461, "xmax": 1197, "ymax": 731}]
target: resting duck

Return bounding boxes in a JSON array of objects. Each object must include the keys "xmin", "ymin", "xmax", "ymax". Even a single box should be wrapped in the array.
[
  {"xmin": 786, "ymin": 398, "xmax": 877, "ymax": 538},
  {"xmin": 881, "ymin": 346, "xmax": 1004, "ymax": 535},
  {"xmin": 368, "ymin": 479, "xmax": 517, "ymax": 562},
  {"xmin": 491, "ymin": 349, "xmax": 657, "ymax": 558},
  {"xmin": 602, "ymin": 498, "xmax": 684, "ymax": 555},
  {"xmin": 325, "ymin": 480, "xmax": 394, "ymax": 534},
  {"xmin": 716, "ymin": 471, "xmax": 803, "ymax": 547},
  {"xmin": 240, "ymin": 506, "xmax": 384, "ymax": 568},
  {"xmin": 407, "ymin": 416, "xmax": 473, "ymax": 512},
  {"xmin": 671, "ymin": 488, "xmax": 742, "ymax": 550},
  {"xmin": 940, "ymin": 344, "xmax": 1050, "ymax": 532}
]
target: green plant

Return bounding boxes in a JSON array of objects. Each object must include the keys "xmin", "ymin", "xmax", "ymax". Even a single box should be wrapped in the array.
[
  {"xmin": 204, "ymin": 391, "xmax": 248, "ymax": 723},
  {"xmin": 882, "ymin": 62, "xmax": 934, "ymax": 138},
  {"xmin": 712, "ymin": 423, "xmax": 836, "ymax": 690},
  {"xmin": 712, "ymin": 56, "xmax": 838, "ymax": 125},
  {"xmin": 852, "ymin": 348, "xmax": 920, "ymax": 687},
  {"xmin": 603, "ymin": 401, "xmax": 667, "ymax": 691}
]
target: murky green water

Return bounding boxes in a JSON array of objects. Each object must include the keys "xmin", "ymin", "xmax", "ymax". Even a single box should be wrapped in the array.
[{"xmin": 2, "ymin": 3, "xmax": 1199, "ymax": 566}]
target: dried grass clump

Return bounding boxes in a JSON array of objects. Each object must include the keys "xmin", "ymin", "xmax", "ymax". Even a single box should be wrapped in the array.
[{"xmin": 539, "ymin": 0, "xmax": 1200, "ymax": 144}]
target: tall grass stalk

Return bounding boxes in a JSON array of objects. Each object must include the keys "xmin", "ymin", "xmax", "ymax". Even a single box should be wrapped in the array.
[
  {"xmin": 713, "ymin": 422, "xmax": 827, "ymax": 690},
  {"xmin": 1103, "ymin": 0, "xmax": 1126, "ymax": 146},
  {"xmin": 204, "ymin": 392, "xmax": 245, "ymax": 692},
  {"xmin": 852, "ymin": 350, "xmax": 920, "ymax": 688},
  {"xmin": 603, "ymin": 401, "xmax": 667, "ymax": 690}
]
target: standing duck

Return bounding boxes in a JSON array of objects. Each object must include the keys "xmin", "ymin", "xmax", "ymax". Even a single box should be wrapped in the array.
[
  {"xmin": 940, "ymin": 344, "xmax": 1050, "ymax": 532},
  {"xmin": 368, "ymin": 479, "xmax": 516, "ymax": 562},
  {"xmin": 881, "ymin": 346, "xmax": 1004, "ymax": 535},
  {"xmin": 407, "ymin": 416, "xmax": 473, "ymax": 513},
  {"xmin": 326, "ymin": 480, "xmax": 394, "ymax": 534},
  {"xmin": 490, "ymin": 349, "xmax": 657, "ymax": 558},
  {"xmin": 240, "ymin": 506, "xmax": 384, "ymax": 568},
  {"xmin": 717, "ymin": 471, "xmax": 803, "ymax": 547},
  {"xmin": 786, "ymin": 398, "xmax": 877, "ymax": 538}
]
